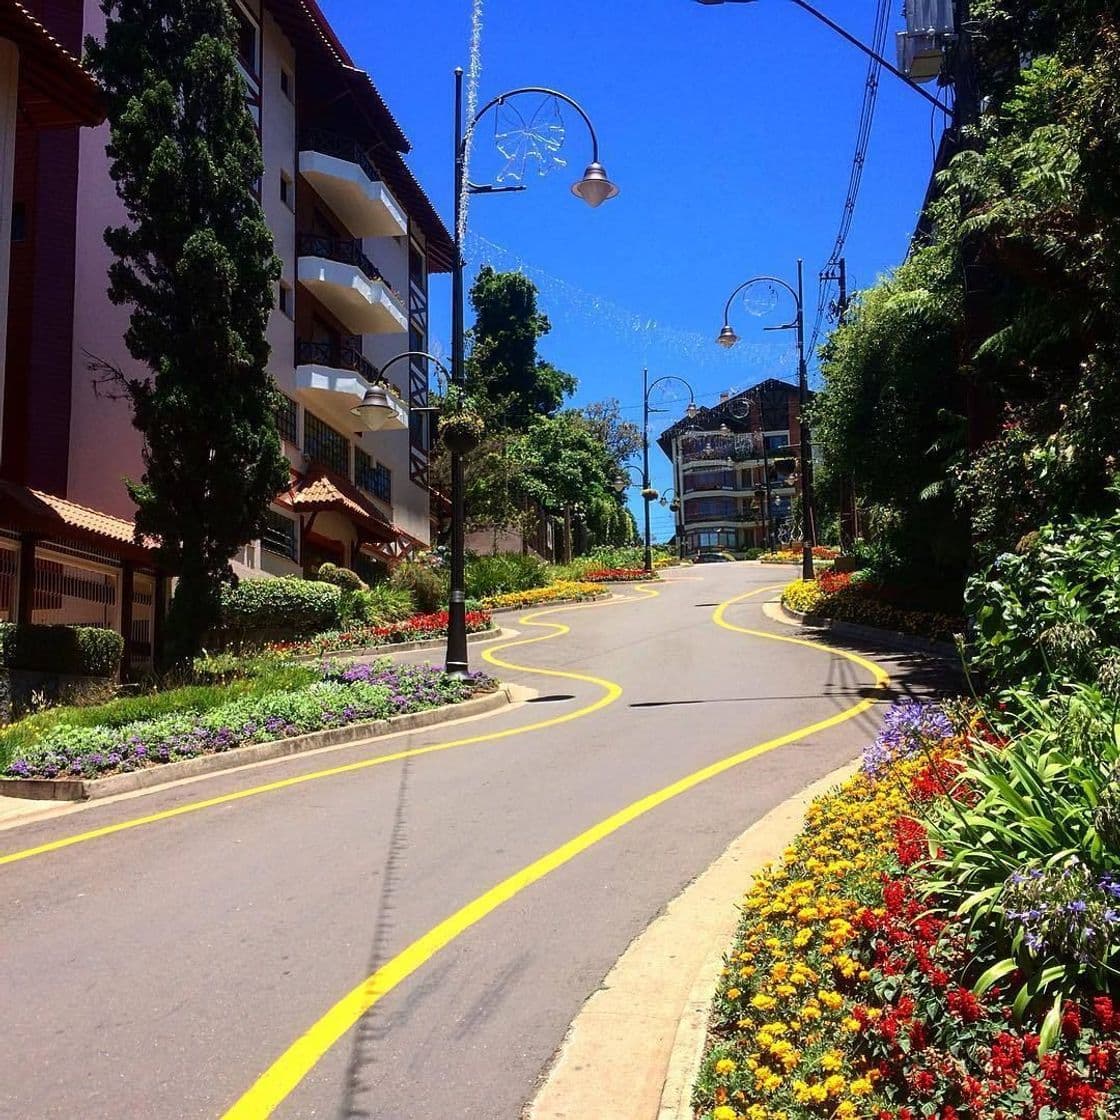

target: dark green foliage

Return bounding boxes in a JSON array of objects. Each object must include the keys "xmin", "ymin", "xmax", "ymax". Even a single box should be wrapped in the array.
[
  {"xmin": 314, "ymin": 563, "xmax": 367, "ymax": 593},
  {"xmin": 220, "ymin": 578, "xmax": 341, "ymax": 643},
  {"xmin": 389, "ymin": 561, "xmax": 449, "ymax": 614},
  {"xmin": 966, "ymin": 500, "xmax": 1120, "ymax": 692},
  {"xmin": 465, "ymin": 553, "xmax": 550, "ymax": 599},
  {"xmin": 349, "ymin": 585, "xmax": 416, "ymax": 626},
  {"xmin": 85, "ymin": 0, "xmax": 290, "ymax": 665},
  {"xmin": 0, "ymin": 624, "xmax": 124, "ymax": 677},
  {"xmin": 466, "ymin": 266, "xmax": 576, "ymax": 427}
]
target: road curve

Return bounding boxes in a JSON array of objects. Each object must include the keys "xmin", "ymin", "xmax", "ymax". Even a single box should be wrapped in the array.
[{"xmin": 0, "ymin": 563, "xmax": 946, "ymax": 1119}]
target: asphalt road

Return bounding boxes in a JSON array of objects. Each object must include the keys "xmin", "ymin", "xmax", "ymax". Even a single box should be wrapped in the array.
[{"xmin": 0, "ymin": 564, "xmax": 951, "ymax": 1119}]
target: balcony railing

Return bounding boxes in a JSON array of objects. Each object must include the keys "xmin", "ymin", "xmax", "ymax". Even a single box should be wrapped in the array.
[
  {"xmin": 300, "ymin": 128, "xmax": 380, "ymax": 186},
  {"xmin": 296, "ymin": 338, "xmax": 377, "ymax": 383},
  {"xmin": 297, "ymin": 232, "xmax": 384, "ymax": 287}
]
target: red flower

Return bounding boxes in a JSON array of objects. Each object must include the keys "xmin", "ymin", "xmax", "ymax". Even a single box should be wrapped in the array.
[{"xmin": 1094, "ymin": 996, "xmax": 1115, "ymax": 1031}]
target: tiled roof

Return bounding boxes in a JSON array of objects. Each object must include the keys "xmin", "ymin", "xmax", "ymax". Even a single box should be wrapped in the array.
[
  {"xmin": 0, "ymin": 481, "xmax": 155, "ymax": 551},
  {"xmin": 2, "ymin": 0, "xmax": 104, "ymax": 128},
  {"xmin": 289, "ymin": 467, "xmax": 397, "ymax": 541}
]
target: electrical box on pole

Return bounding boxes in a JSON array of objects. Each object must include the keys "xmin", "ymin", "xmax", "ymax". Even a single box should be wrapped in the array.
[{"xmin": 897, "ymin": 0, "xmax": 956, "ymax": 83}]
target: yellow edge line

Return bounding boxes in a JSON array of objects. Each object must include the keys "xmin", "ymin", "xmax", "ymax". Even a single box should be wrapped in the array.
[
  {"xmin": 221, "ymin": 584, "xmax": 890, "ymax": 1119},
  {"xmin": 0, "ymin": 587, "xmax": 661, "ymax": 869}
]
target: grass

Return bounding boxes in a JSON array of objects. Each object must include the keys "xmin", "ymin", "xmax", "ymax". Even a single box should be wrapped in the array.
[{"xmin": 0, "ymin": 658, "xmax": 317, "ymax": 769}]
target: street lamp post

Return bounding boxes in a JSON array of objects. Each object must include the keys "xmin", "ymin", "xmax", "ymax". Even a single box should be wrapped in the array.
[
  {"xmin": 632, "ymin": 370, "xmax": 696, "ymax": 574},
  {"xmin": 445, "ymin": 69, "xmax": 617, "ymax": 676},
  {"xmin": 659, "ymin": 488, "xmax": 684, "ymax": 559},
  {"xmin": 715, "ymin": 262, "xmax": 816, "ymax": 580}
]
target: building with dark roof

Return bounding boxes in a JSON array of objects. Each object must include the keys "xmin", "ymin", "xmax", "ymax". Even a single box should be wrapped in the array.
[{"xmin": 658, "ymin": 379, "xmax": 805, "ymax": 554}]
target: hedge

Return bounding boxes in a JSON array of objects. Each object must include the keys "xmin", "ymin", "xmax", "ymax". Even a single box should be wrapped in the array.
[
  {"xmin": 0, "ymin": 623, "xmax": 124, "ymax": 677},
  {"xmin": 220, "ymin": 577, "xmax": 341, "ymax": 642}
]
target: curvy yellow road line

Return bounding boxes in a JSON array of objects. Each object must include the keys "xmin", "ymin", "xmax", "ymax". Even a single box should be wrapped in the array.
[
  {"xmin": 222, "ymin": 584, "xmax": 889, "ymax": 1119},
  {"xmin": 0, "ymin": 588, "xmax": 660, "ymax": 869}
]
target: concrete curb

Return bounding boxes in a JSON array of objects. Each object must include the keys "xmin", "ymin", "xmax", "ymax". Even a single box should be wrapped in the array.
[
  {"xmin": 295, "ymin": 626, "xmax": 507, "ymax": 663},
  {"xmin": 779, "ymin": 601, "xmax": 958, "ymax": 659},
  {"xmin": 525, "ymin": 758, "xmax": 862, "ymax": 1120},
  {"xmin": 1, "ymin": 688, "xmax": 513, "ymax": 803}
]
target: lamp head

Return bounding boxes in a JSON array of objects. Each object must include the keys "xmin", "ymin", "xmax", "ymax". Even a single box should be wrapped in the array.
[
  {"xmin": 350, "ymin": 382, "xmax": 407, "ymax": 431},
  {"xmin": 613, "ymin": 476, "xmax": 627, "ymax": 493},
  {"xmin": 572, "ymin": 162, "xmax": 619, "ymax": 208},
  {"xmin": 716, "ymin": 324, "xmax": 740, "ymax": 349},
  {"xmin": 686, "ymin": 402, "xmax": 698, "ymax": 420}
]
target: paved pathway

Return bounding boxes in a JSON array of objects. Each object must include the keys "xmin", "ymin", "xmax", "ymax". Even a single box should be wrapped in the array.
[{"xmin": 0, "ymin": 564, "xmax": 950, "ymax": 1119}]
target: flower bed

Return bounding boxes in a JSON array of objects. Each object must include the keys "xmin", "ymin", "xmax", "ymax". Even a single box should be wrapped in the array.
[
  {"xmin": 583, "ymin": 568, "xmax": 655, "ymax": 583},
  {"xmin": 693, "ymin": 703, "xmax": 1120, "ymax": 1120},
  {"xmin": 4, "ymin": 661, "xmax": 495, "ymax": 781},
  {"xmin": 781, "ymin": 577, "xmax": 962, "ymax": 643},
  {"xmin": 761, "ymin": 546, "xmax": 841, "ymax": 565},
  {"xmin": 268, "ymin": 609, "xmax": 493, "ymax": 658},
  {"xmin": 480, "ymin": 581, "xmax": 608, "ymax": 610}
]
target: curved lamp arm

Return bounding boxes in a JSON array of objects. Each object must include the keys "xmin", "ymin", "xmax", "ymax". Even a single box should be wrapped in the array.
[
  {"xmin": 645, "ymin": 375, "xmax": 697, "ymax": 415},
  {"xmin": 720, "ymin": 275, "xmax": 799, "ymax": 328},
  {"xmin": 375, "ymin": 350, "xmax": 450, "ymax": 390},
  {"xmin": 463, "ymin": 86, "xmax": 603, "ymax": 163}
]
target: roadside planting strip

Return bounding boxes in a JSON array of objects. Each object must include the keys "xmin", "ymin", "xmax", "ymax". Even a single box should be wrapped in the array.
[
  {"xmin": 221, "ymin": 584, "xmax": 890, "ymax": 1119},
  {"xmin": 0, "ymin": 586, "xmax": 660, "ymax": 868}
]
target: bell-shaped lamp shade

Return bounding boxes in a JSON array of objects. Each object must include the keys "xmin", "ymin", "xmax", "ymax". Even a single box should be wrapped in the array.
[
  {"xmin": 670, "ymin": 499, "xmax": 681, "ymax": 513},
  {"xmin": 716, "ymin": 324, "xmax": 740, "ymax": 349},
  {"xmin": 686, "ymin": 402, "xmax": 698, "ymax": 419},
  {"xmin": 572, "ymin": 162, "xmax": 619, "ymax": 208},
  {"xmin": 351, "ymin": 382, "xmax": 408, "ymax": 432},
  {"xmin": 613, "ymin": 476, "xmax": 628, "ymax": 493}
]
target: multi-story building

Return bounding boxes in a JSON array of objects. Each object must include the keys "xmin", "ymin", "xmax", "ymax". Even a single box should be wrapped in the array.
[
  {"xmin": 0, "ymin": 0, "xmax": 452, "ymax": 668},
  {"xmin": 657, "ymin": 379, "xmax": 804, "ymax": 555}
]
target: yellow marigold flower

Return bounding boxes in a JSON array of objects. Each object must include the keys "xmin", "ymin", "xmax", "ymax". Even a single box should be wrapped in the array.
[
  {"xmin": 715, "ymin": 1058, "xmax": 737, "ymax": 1075},
  {"xmin": 819, "ymin": 1049, "xmax": 844, "ymax": 1072},
  {"xmin": 751, "ymin": 993, "xmax": 777, "ymax": 1012},
  {"xmin": 850, "ymin": 1077, "xmax": 873, "ymax": 1097},
  {"xmin": 835, "ymin": 1102, "xmax": 858, "ymax": 1119},
  {"xmin": 713, "ymin": 1108, "xmax": 737, "ymax": 1120},
  {"xmin": 818, "ymin": 990, "xmax": 843, "ymax": 1011},
  {"xmin": 726, "ymin": 988, "xmax": 742, "ymax": 1001},
  {"xmin": 842, "ymin": 1017, "xmax": 861, "ymax": 1033},
  {"xmin": 824, "ymin": 1073, "xmax": 847, "ymax": 1097}
]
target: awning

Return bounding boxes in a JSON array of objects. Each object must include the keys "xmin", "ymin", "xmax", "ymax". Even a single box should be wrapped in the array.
[{"xmin": 0, "ymin": 480, "xmax": 157, "ymax": 562}]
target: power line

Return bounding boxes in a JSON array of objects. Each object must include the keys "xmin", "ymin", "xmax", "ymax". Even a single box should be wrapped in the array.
[{"xmin": 807, "ymin": 0, "xmax": 891, "ymax": 367}]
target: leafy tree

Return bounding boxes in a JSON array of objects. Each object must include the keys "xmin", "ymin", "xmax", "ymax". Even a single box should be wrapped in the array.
[
  {"xmin": 577, "ymin": 398, "xmax": 642, "ymax": 469},
  {"xmin": 466, "ymin": 266, "xmax": 576, "ymax": 426},
  {"xmin": 86, "ymin": 0, "xmax": 288, "ymax": 664}
]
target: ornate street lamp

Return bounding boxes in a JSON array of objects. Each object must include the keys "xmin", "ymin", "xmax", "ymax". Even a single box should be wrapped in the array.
[
  {"xmin": 714, "ymin": 263, "xmax": 816, "ymax": 579},
  {"xmin": 445, "ymin": 72, "xmax": 617, "ymax": 676}
]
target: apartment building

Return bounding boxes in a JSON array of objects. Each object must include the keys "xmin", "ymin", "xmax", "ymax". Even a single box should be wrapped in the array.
[
  {"xmin": 657, "ymin": 379, "xmax": 803, "ymax": 555},
  {"xmin": 0, "ymin": 0, "xmax": 452, "ymax": 668}
]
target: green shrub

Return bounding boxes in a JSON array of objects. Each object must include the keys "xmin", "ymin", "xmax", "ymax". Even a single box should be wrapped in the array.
[
  {"xmin": 465, "ymin": 552, "xmax": 550, "ymax": 598},
  {"xmin": 390, "ymin": 561, "xmax": 448, "ymax": 613},
  {"xmin": 220, "ymin": 577, "xmax": 340, "ymax": 643},
  {"xmin": 966, "ymin": 505, "xmax": 1120, "ymax": 693},
  {"xmin": 352, "ymin": 584, "xmax": 416, "ymax": 626},
  {"xmin": 0, "ymin": 623, "xmax": 124, "ymax": 677},
  {"xmin": 314, "ymin": 562, "xmax": 367, "ymax": 592},
  {"xmin": 191, "ymin": 651, "xmax": 244, "ymax": 683},
  {"xmin": 742, "ymin": 548, "xmax": 764, "ymax": 561}
]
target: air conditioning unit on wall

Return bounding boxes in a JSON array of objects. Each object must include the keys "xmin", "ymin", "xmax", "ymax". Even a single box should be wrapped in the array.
[{"xmin": 897, "ymin": 0, "xmax": 956, "ymax": 84}]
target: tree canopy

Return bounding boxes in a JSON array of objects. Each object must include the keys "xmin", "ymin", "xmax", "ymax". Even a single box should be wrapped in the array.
[{"xmin": 87, "ymin": 0, "xmax": 288, "ymax": 662}]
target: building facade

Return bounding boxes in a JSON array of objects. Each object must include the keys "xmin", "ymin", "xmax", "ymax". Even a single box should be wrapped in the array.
[
  {"xmin": 658, "ymin": 379, "xmax": 804, "ymax": 555},
  {"xmin": 0, "ymin": 0, "xmax": 452, "ymax": 666}
]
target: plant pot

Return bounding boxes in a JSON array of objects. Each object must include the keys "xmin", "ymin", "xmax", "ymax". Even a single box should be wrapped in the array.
[{"xmin": 438, "ymin": 413, "xmax": 484, "ymax": 454}]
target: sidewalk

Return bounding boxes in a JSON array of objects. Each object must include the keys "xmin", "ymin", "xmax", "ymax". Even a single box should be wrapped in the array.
[{"xmin": 525, "ymin": 759, "xmax": 860, "ymax": 1120}]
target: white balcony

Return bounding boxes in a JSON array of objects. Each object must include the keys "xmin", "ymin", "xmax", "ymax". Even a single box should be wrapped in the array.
[
  {"xmin": 299, "ymin": 130, "xmax": 406, "ymax": 237},
  {"xmin": 294, "ymin": 340, "xmax": 408, "ymax": 433},
  {"xmin": 297, "ymin": 234, "xmax": 407, "ymax": 336}
]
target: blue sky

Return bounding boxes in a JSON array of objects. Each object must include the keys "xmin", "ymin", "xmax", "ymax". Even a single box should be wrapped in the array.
[{"xmin": 319, "ymin": 0, "xmax": 945, "ymax": 538}]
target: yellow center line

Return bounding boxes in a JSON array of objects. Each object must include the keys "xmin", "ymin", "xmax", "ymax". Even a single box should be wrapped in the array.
[
  {"xmin": 220, "ymin": 583, "xmax": 890, "ymax": 1119},
  {"xmin": 0, "ymin": 587, "xmax": 661, "ymax": 869}
]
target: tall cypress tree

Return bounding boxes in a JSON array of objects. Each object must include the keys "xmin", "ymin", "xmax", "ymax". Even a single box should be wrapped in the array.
[{"xmin": 86, "ymin": 0, "xmax": 289, "ymax": 664}]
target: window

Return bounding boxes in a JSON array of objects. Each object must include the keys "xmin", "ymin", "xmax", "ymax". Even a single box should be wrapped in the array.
[
  {"xmin": 279, "ymin": 171, "xmax": 293, "ymax": 210},
  {"xmin": 278, "ymin": 281, "xmax": 293, "ymax": 319},
  {"xmin": 234, "ymin": 2, "xmax": 259, "ymax": 80},
  {"xmin": 280, "ymin": 67, "xmax": 292, "ymax": 100},
  {"xmin": 262, "ymin": 510, "xmax": 298, "ymax": 560},
  {"xmin": 356, "ymin": 448, "xmax": 391, "ymax": 503},
  {"xmin": 408, "ymin": 241, "xmax": 426, "ymax": 290},
  {"xmin": 764, "ymin": 433, "xmax": 790, "ymax": 451},
  {"xmin": 304, "ymin": 412, "xmax": 350, "ymax": 477},
  {"xmin": 276, "ymin": 394, "xmax": 297, "ymax": 443},
  {"xmin": 11, "ymin": 201, "xmax": 26, "ymax": 243}
]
